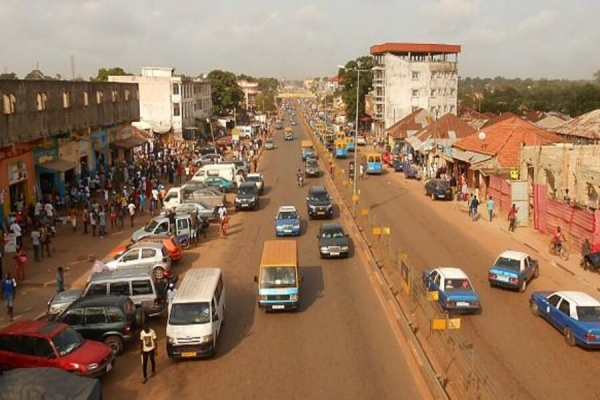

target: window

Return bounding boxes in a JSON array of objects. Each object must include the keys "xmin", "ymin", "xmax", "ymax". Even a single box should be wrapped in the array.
[
  {"xmin": 141, "ymin": 248, "xmax": 156, "ymax": 259},
  {"xmin": 15, "ymin": 336, "xmax": 36, "ymax": 356},
  {"xmin": 548, "ymin": 295, "xmax": 561, "ymax": 307},
  {"xmin": 3, "ymin": 94, "xmax": 16, "ymax": 114},
  {"xmin": 86, "ymin": 283, "xmax": 107, "ymax": 296},
  {"xmin": 96, "ymin": 90, "xmax": 104, "ymax": 104},
  {"xmin": 177, "ymin": 218, "xmax": 189, "ymax": 231},
  {"xmin": 173, "ymin": 83, "xmax": 179, "ymax": 95},
  {"xmin": 215, "ymin": 276, "xmax": 224, "ymax": 304},
  {"xmin": 84, "ymin": 307, "xmax": 107, "ymax": 325},
  {"xmin": 62, "ymin": 91, "xmax": 71, "ymax": 109},
  {"xmin": 0, "ymin": 335, "xmax": 18, "ymax": 351},
  {"xmin": 412, "ymin": 89, "xmax": 419, "ymax": 97},
  {"xmin": 33, "ymin": 338, "xmax": 54, "ymax": 358},
  {"xmin": 36, "ymin": 93, "xmax": 47, "ymax": 111},
  {"xmin": 107, "ymin": 307, "xmax": 125, "ymax": 323},
  {"xmin": 111, "ymin": 90, "xmax": 117, "ymax": 103},
  {"xmin": 156, "ymin": 222, "xmax": 169, "ymax": 234},
  {"xmin": 132, "ymin": 280, "xmax": 153, "ymax": 296},
  {"xmin": 83, "ymin": 91, "xmax": 89, "ymax": 106},
  {"xmin": 430, "ymin": 89, "xmax": 436, "ymax": 97},
  {"xmin": 125, "ymin": 88, "xmax": 130, "ymax": 101},
  {"xmin": 412, "ymin": 71, "xmax": 420, "ymax": 80},
  {"xmin": 433, "ymin": 273, "xmax": 441, "ymax": 287},
  {"xmin": 109, "ymin": 281, "xmax": 131, "ymax": 296},
  {"xmin": 121, "ymin": 250, "xmax": 139, "ymax": 262},
  {"xmin": 173, "ymin": 103, "xmax": 180, "ymax": 117},
  {"xmin": 62, "ymin": 308, "xmax": 84, "ymax": 325},
  {"xmin": 558, "ymin": 299, "xmax": 571, "ymax": 316}
]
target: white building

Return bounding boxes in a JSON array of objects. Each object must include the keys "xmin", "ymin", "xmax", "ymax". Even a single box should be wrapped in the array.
[
  {"xmin": 238, "ymin": 80, "xmax": 259, "ymax": 110},
  {"xmin": 370, "ymin": 43, "xmax": 461, "ymax": 138},
  {"xmin": 109, "ymin": 67, "xmax": 212, "ymax": 135}
]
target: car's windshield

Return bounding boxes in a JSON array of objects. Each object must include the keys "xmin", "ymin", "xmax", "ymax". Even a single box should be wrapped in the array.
[
  {"xmin": 310, "ymin": 192, "xmax": 329, "ymax": 202},
  {"xmin": 434, "ymin": 181, "xmax": 450, "ymax": 189},
  {"xmin": 306, "ymin": 161, "xmax": 318, "ymax": 168},
  {"xmin": 576, "ymin": 306, "xmax": 600, "ymax": 322},
  {"xmin": 278, "ymin": 212, "xmax": 298, "ymax": 220},
  {"xmin": 144, "ymin": 220, "xmax": 159, "ymax": 233},
  {"xmin": 260, "ymin": 267, "xmax": 297, "ymax": 288},
  {"xmin": 168, "ymin": 302, "xmax": 211, "ymax": 325},
  {"xmin": 238, "ymin": 186, "xmax": 255, "ymax": 195},
  {"xmin": 246, "ymin": 176, "xmax": 259, "ymax": 183},
  {"xmin": 494, "ymin": 257, "xmax": 521, "ymax": 271},
  {"xmin": 321, "ymin": 228, "xmax": 345, "ymax": 239},
  {"xmin": 52, "ymin": 327, "xmax": 85, "ymax": 356},
  {"xmin": 444, "ymin": 278, "xmax": 472, "ymax": 291}
]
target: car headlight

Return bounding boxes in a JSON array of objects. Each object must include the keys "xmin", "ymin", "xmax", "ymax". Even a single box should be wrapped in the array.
[
  {"xmin": 320, "ymin": 246, "xmax": 328, "ymax": 251},
  {"xmin": 341, "ymin": 246, "xmax": 349, "ymax": 251},
  {"xmin": 86, "ymin": 363, "xmax": 99, "ymax": 370},
  {"xmin": 309, "ymin": 205, "xmax": 317, "ymax": 210},
  {"xmin": 167, "ymin": 336, "xmax": 176, "ymax": 344},
  {"xmin": 276, "ymin": 225, "xmax": 283, "ymax": 230},
  {"xmin": 290, "ymin": 294, "xmax": 299, "ymax": 300},
  {"xmin": 293, "ymin": 224, "xmax": 300, "ymax": 229},
  {"xmin": 201, "ymin": 334, "xmax": 213, "ymax": 343}
]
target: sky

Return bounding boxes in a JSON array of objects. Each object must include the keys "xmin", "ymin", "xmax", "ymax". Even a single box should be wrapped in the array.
[{"xmin": 1, "ymin": 0, "xmax": 599, "ymax": 81}]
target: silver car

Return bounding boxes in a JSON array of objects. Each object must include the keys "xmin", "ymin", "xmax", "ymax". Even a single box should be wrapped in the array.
[
  {"xmin": 103, "ymin": 242, "xmax": 171, "ymax": 280},
  {"xmin": 46, "ymin": 289, "xmax": 83, "ymax": 316},
  {"xmin": 173, "ymin": 202, "xmax": 217, "ymax": 221}
]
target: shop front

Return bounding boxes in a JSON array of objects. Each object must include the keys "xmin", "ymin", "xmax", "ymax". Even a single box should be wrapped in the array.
[
  {"xmin": 91, "ymin": 129, "xmax": 109, "ymax": 175},
  {"xmin": 0, "ymin": 144, "xmax": 35, "ymax": 220},
  {"xmin": 34, "ymin": 141, "xmax": 76, "ymax": 201}
]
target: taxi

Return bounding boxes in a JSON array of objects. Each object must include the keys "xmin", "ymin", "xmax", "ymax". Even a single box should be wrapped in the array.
[{"xmin": 108, "ymin": 234, "xmax": 184, "ymax": 262}]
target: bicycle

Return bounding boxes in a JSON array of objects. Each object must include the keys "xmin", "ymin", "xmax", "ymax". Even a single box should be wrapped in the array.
[{"xmin": 549, "ymin": 240, "xmax": 569, "ymax": 261}]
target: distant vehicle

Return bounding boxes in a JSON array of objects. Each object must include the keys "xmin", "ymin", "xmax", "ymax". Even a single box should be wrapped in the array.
[
  {"xmin": 306, "ymin": 186, "xmax": 333, "ymax": 219},
  {"xmin": 392, "ymin": 159, "xmax": 404, "ymax": 172},
  {"xmin": 356, "ymin": 136, "xmax": 367, "ymax": 146},
  {"xmin": 274, "ymin": 206, "xmax": 301, "ymax": 237},
  {"xmin": 173, "ymin": 202, "xmax": 217, "ymax": 221},
  {"xmin": 317, "ymin": 223, "xmax": 350, "ymax": 258},
  {"xmin": 265, "ymin": 138, "xmax": 275, "ymax": 150},
  {"xmin": 203, "ymin": 176, "xmax": 235, "ymax": 193},
  {"xmin": 404, "ymin": 163, "xmax": 421, "ymax": 180},
  {"xmin": 530, "ymin": 290, "xmax": 600, "ymax": 347},
  {"xmin": 424, "ymin": 179, "xmax": 452, "ymax": 200},
  {"xmin": 193, "ymin": 153, "xmax": 224, "ymax": 166},
  {"xmin": 0, "ymin": 320, "xmax": 115, "ymax": 377},
  {"xmin": 422, "ymin": 267, "xmax": 481, "ymax": 315},
  {"xmin": 284, "ymin": 130, "xmax": 294, "ymax": 141},
  {"xmin": 245, "ymin": 173, "xmax": 264, "ymax": 194},
  {"xmin": 304, "ymin": 158, "xmax": 321, "ymax": 177},
  {"xmin": 488, "ymin": 250, "xmax": 540, "ymax": 292},
  {"xmin": 291, "ymin": 120, "xmax": 297, "ymax": 126},
  {"xmin": 162, "ymin": 184, "xmax": 226, "ymax": 211},
  {"xmin": 235, "ymin": 182, "xmax": 260, "ymax": 210}
]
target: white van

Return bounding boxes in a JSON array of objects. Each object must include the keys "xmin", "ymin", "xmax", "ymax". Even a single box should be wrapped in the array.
[
  {"xmin": 234, "ymin": 125, "xmax": 254, "ymax": 138},
  {"xmin": 166, "ymin": 268, "xmax": 225, "ymax": 359},
  {"xmin": 190, "ymin": 164, "xmax": 235, "ymax": 183}
]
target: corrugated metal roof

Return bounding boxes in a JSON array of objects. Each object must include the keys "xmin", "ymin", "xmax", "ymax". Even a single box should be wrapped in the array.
[{"xmin": 552, "ymin": 109, "xmax": 600, "ymax": 139}]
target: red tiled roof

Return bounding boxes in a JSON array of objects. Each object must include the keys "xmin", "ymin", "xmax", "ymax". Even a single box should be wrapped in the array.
[
  {"xmin": 454, "ymin": 116, "xmax": 564, "ymax": 168},
  {"xmin": 328, "ymin": 76, "xmax": 340, "ymax": 83},
  {"xmin": 370, "ymin": 43, "xmax": 461, "ymax": 56},
  {"xmin": 387, "ymin": 109, "xmax": 433, "ymax": 139},
  {"xmin": 481, "ymin": 112, "xmax": 517, "ymax": 129},
  {"xmin": 415, "ymin": 113, "xmax": 476, "ymax": 141}
]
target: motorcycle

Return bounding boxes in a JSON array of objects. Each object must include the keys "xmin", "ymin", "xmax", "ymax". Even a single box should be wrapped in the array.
[
  {"xmin": 581, "ymin": 251, "xmax": 600, "ymax": 272},
  {"xmin": 549, "ymin": 240, "xmax": 569, "ymax": 261}
]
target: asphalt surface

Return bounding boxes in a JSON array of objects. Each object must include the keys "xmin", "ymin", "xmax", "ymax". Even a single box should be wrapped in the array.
[
  {"xmin": 87, "ymin": 123, "xmax": 427, "ymax": 399},
  {"xmin": 329, "ymin": 146, "xmax": 600, "ymax": 399}
]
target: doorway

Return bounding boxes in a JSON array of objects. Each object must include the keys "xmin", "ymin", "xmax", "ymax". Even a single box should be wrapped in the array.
[{"xmin": 9, "ymin": 181, "xmax": 26, "ymax": 212}]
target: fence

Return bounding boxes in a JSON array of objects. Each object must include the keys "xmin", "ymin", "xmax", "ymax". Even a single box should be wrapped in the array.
[{"xmin": 304, "ymin": 116, "xmax": 503, "ymax": 399}]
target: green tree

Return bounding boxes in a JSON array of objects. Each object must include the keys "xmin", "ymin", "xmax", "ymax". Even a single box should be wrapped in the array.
[
  {"xmin": 208, "ymin": 70, "xmax": 244, "ymax": 117},
  {"xmin": 94, "ymin": 67, "xmax": 131, "ymax": 82},
  {"xmin": 255, "ymin": 91, "xmax": 276, "ymax": 113},
  {"xmin": 339, "ymin": 56, "xmax": 374, "ymax": 124},
  {"xmin": 593, "ymin": 70, "xmax": 600, "ymax": 83},
  {"xmin": 0, "ymin": 72, "xmax": 18, "ymax": 80}
]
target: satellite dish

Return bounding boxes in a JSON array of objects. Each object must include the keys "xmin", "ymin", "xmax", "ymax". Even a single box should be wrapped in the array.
[{"xmin": 478, "ymin": 131, "xmax": 486, "ymax": 141}]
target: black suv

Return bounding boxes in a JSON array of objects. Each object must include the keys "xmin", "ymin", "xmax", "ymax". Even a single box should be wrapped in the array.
[
  {"xmin": 50, "ymin": 295, "xmax": 145, "ymax": 355},
  {"xmin": 235, "ymin": 182, "xmax": 260, "ymax": 210},
  {"xmin": 306, "ymin": 186, "xmax": 333, "ymax": 219}
]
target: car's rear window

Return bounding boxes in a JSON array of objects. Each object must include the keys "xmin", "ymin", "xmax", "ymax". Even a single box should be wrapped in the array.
[
  {"xmin": 577, "ymin": 306, "xmax": 600, "ymax": 322},
  {"xmin": 86, "ymin": 283, "xmax": 107, "ymax": 297},
  {"xmin": 494, "ymin": 257, "xmax": 520, "ymax": 271}
]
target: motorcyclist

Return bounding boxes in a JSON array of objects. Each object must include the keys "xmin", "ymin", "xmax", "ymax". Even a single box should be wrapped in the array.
[{"xmin": 296, "ymin": 168, "xmax": 304, "ymax": 186}]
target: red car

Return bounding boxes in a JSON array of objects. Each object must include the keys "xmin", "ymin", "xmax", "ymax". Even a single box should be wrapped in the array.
[{"xmin": 0, "ymin": 320, "xmax": 115, "ymax": 378}]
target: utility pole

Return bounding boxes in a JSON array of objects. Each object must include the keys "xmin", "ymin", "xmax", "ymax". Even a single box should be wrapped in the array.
[{"xmin": 70, "ymin": 55, "xmax": 75, "ymax": 80}]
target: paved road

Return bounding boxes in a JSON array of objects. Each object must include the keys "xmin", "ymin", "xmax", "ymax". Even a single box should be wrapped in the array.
[
  {"xmin": 93, "ymin": 123, "xmax": 428, "ymax": 399},
  {"xmin": 329, "ymin": 146, "xmax": 600, "ymax": 399}
]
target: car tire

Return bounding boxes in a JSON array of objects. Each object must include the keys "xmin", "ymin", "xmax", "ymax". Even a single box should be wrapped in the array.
[
  {"xmin": 534, "ymin": 267, "xmax": 540, "ymax": 279},
  {"xmin": 530, "ymin": 301, "xmax": 540, "ymax": 317},
  {"xmin": 104, "ymin": 335, "xmax": 124, "ymax": 355},
  {"xmin": 153, "ymin": 267, "xmax": 165, "ymax": 280},
  {"xmin": 135, "ymin": 308, "xmax": 147, "ymax": 328},
  {"xmin": 519, "ymin": 279, "xmax": 527, "ymax": 293},
  {"xmin": 564, "ymin": 327, "xmax": 576, "ymax": 346}
]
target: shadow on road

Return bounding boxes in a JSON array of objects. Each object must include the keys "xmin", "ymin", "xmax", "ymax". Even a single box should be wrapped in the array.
[{"xmin": 299, "ymin": 265, "xmax": 324, "ymax": 312}]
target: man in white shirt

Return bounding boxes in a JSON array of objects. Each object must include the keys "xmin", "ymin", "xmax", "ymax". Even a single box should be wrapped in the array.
[
  {"xmin": 9, "ymin": 221, "xmax": 22, "ymax": 248},
  {"xmin": 127, "ymin": 202, "xmax": 136, "ymax": 228},
  {"xmin": 140, "ymin": 325, "xmax": 157, "ymax": 383}
]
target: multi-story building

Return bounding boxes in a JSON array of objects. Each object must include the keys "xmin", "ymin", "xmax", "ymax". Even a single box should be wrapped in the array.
[
  {"xmin": 370, "ymin": 42, "xmax": 461, "ymax": 138},
  {"xmin": 110, "ymin": 67, "xmax": 212, "ymax": 135},
  {"xmin": 0, "ymin": 79, "xmax": 139, "ymax": 217},
  {"xmin": 238, "ymin": 80, "xmax": 259, "ymax": 110}
]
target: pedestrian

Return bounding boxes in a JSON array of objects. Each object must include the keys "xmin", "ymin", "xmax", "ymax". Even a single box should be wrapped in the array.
[
  {"xmin": 56, "ymin": 266, "xmax": 65, "ymax": 293},
  {"xmin": 31, "ymin": 225, "xmax": 41, "ymax": 262},
  {"xmin": 2, "ymin": 273, "xmax": 17, "ymax": 322},
  {"xmin": 139, "ymin": 192, "xmax": 146, "ymax": 215},
  {"xmin": 13, "ymin": 246, "xmax": 27, "ymax": 281},
  {"xmin": 40, "ymin": 224, "xmax": 52, "ymax": 258},
  {"xmin": 360, "ymin": 163, "xmax": 366, "ymax": 179},
  {"xmin": 252, "ymin": 156, "xmax": 258, "ymax": 173},
  {"xmin": 486, "ymin": 196, "xmax": 495, "ymax": 222},
  {"xmin": 90, "ymin": 209, "xmax": 97, "ymax": 237},
  {"xmin": 69, "ymin": 205, "xmax": 77, "ymax": 233},
  {"xmin": 82, "ymin": 207, "xmax": 89, "ymax": 234},
  {"xmin": 508, "ymin": 204, "xmax": 518, "ymax": 232},
  {"xmin": 98, "ymin": 207, "xmax": 107, "ymax": 238},
  {"xmin": 140, "ymin": 324, "xmax": 157, "ymax": 384},
  {"xmin": 218, "ymin": 205, "xmax": 228, "ymax": 238},
  {"xmin": 469, "ymin": 195, "xmax": 479, "ymax": 221},
  {"xmin": 166, "ymin": 283, "xmax": 177, "ymax": 308},
  {"xmin": 329, "ymin": 161, "xmax": 334, "ymax": 175},
  {"xmin": 110, "ymin": 205, "xmax": 117, "ymax": 230},
  {"xmin": 128, "ymin": 201, "xmax": 136, "ymax": 228},
  {"xmin": 9, "ymin": 219, "xmax": 22, "ymax": 249}
]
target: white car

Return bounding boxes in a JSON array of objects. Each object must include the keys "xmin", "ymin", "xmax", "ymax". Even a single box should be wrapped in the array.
[
  {"xmin": 356, "ymin": 136, "xmax": 366, "ymax": 146},
  {"xmin": 103, "ymin": 242, "xmax": 170, "ymax": 279},
  {"xmin": 246, "ymin": 173, "xmax": 264, "ymax": 194}
]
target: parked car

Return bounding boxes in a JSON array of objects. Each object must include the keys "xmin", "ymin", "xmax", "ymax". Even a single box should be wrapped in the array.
[
  {"xmin": 193, "ymin": 153, "xmax": 224, "ymax": 166},
  {"xmin": 202, "ymin": 176, "xmax": 235, "ymax": 193},
  {"xmin": 530, "ymin": 290, "xmax": 600, "ymax": 347},
  {"xmin": 317, "ymin": 223, "xmax": 350, "ymax": 258},
  {"xmin": 274, "ymin": 206, "xmax": 301, "ymax": 237},
  {"xmin": 424, "ymin": 179, "xmax": 452, "ymax": 200},
  {"xmin": 50, "ymin": 295, "xmax": 144, "ymax": 355},
  {"xmin": 422, "ymin": 267, "xmax": 481, "ymax": 315},
  {"xmin": 109, "ymin": 235, "xmax": 183, "ymax": 263},
  {"xmin": 46, "ymin": 289, "xmax": 84, "ymax": 316},
  {"xmin": 235, "ymin": 182, "xmax": 260, "ymax": 210},
  {"xmin": 404, "ymin": 163, "xmax": 421, "ymax": 180},
  {"xmin": 173, "ymin": 202, "xmax": 217, "ymax": 221},
  {"xmin": 0, "ymin": 320, "xmax": 115, "ymax": 378},
  {"xmin": 184, "ymin": 186, "xmax": 226, "ymax": 210},
  {"xmin": 356, "ymin": 136, "xmax": 367, "ymax": 146},
  {"xmin": 220, "ymin": 160, "xmax": 248, "ymax": 175},
  {"xmin": 392, "ymin": 159, "xmax": 404, "ymax": 172},
  {"xmin": 245, "ymin": 173, "xmax": 264, "ymax": 194},
  {"xmin": 488, "ymin": 250, "xmax": 540, "ymax": 292},
  {"xmin": 102, "ymin": 242, "xmax": 171, "ymax": 280},
  {"xmin": 306, "ymin": 186, "xmax": 333, "ymax": 219}
]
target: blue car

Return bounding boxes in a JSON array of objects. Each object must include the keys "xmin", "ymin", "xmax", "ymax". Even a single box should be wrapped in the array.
[
  {"xmin": 404, "ymin": 163, "xmax": 421, "ymax": 180},
  {"xmin": 530, "ymin": 291, "xmax": 600, "ymax": 347},
  {"xmin": 422, "ymin": 267, "xmax": 481, "ymax": 315},
  {"xmin": 488, "ymin": 250, "xmax": 540, "ymax": 292},
  {"xmin": 274, "ymin": 206, "xmax": 301, "ymax": 237},
  {"xmin": 202, "ymin": 176, "xmax": 234, "ymax": 192}
]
